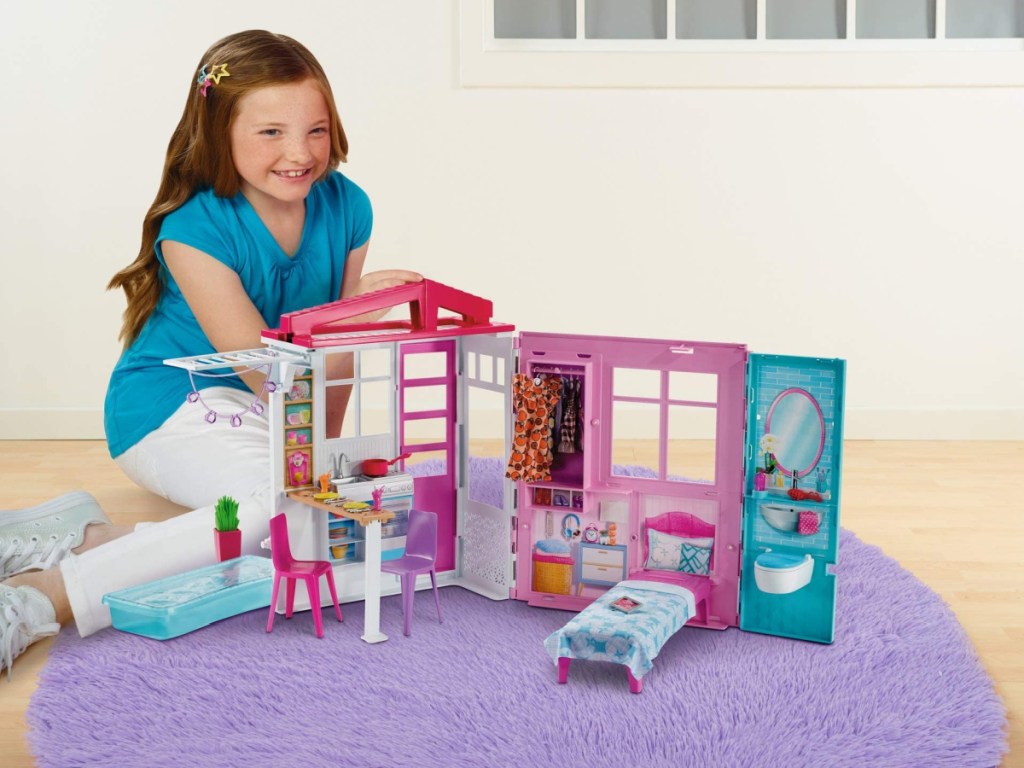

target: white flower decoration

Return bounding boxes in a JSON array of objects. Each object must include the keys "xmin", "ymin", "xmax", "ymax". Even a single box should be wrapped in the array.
[{"xmin": 760, "ymin": 433, "xmax": 782, "ymax": 454}]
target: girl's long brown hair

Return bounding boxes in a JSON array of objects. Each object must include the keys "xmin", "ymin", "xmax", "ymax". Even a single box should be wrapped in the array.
[{"xmin": 108, "ymin": 30, "xmax": 349, "ymax": 346}]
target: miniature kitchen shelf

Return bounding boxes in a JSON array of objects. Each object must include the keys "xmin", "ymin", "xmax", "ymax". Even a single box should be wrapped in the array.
[{"xmin": 283, "ymin": 372, "xmax": 314, "ymax": 489}]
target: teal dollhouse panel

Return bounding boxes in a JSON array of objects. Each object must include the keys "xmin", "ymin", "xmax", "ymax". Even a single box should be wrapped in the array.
[{"xmin": 739, "ymin": 354, "xmax": 846, "ymax": 644}]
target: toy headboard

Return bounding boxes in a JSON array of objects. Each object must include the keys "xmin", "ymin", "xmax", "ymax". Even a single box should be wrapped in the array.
[{"xmin": 641, "ymin": 511, "xmax": 717, "ymax": 571}]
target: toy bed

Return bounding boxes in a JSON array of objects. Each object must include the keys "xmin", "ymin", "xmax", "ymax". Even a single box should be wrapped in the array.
[{"xmin": 544, "ymin": 512, "xmax": 713, "ymax": 693}]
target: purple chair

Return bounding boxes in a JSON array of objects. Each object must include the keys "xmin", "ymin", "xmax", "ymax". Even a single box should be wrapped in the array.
[
  {"xmin": 266, "ymin": 513, "xmax": 343, "ymax": 638},
  {"xmin": 381, "ymin": 509, "xmax": 442, "ymax": 637}
]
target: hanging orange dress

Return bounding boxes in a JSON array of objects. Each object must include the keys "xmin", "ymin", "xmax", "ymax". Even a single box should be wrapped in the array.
[{"xmin": 505, "ymin": 374, "xmax": 562, "ymax": 483}]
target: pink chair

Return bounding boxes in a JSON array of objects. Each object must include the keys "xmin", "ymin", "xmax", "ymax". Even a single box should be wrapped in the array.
[
  {"xmin": 381, "ymin": 509, "xmax": 442, "ymax": 637},
  {"xmin": 266, "ymin": 513, "xmax": 342, "ymax": 638}
]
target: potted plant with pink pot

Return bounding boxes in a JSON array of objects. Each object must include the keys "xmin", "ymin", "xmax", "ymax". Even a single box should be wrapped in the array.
[{"xmin": 214, "ymin": 495, "xmax": 242, "ymax": 561}]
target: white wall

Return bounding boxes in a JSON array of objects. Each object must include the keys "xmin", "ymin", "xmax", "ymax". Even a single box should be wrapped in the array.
[{"xmin": 1, "ymin": 0, "xmax": 1021, "ymax": 440}]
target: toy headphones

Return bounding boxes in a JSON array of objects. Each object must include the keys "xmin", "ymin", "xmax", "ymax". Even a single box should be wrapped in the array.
[{"xmin": 561, "ymin": 513, "xmax": 581, "ymax": 541}]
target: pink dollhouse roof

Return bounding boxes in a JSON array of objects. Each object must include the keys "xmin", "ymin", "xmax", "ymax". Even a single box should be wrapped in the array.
[{"xmin": 262, "ymin": 279, "xmax": 515, "ymax": 348}]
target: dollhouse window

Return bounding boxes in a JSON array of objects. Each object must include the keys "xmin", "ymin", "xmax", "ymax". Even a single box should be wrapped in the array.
[
  {"xmin": 464, "ymin": 350, "xmax": 507, "ymax": 459},
  {"xmin": 610, "ymin": 368, "xmax": 717, "ymax": 484},
  {"xmin": 468, "ymin": 350, "xmax": 505, "ymax": 386},
  {"xmin": 326, "ymin": 346, "xmax": 394, "ymax": 439},
  {"xmin": 465, "ymin": 348, "xmax": 510, "ymax": 503},
  {"xmin": 464, "ymin": 0, "xmax": 1024, "ymax": 87}
]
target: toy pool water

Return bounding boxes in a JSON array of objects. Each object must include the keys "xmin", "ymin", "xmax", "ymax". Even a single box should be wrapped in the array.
[{"xmin": 102, "ymin": 555, "xmax": 274, "ymax": 640}]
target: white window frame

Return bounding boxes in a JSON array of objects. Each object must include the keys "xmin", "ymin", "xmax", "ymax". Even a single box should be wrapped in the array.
[
  {"xmin": 460, "ymin": 0, "xmax": 1024, "ymax": 88},
  {"xmin": 324, "ymin": 343, "xmax": 395, "ymax": 439},
  {"xmin": 610, "ymin": 367, "xmax": 719, "ymax": 485}
]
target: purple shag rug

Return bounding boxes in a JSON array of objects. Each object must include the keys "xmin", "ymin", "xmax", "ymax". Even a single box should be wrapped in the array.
[{"xmin": 28, "ymin": 462, "xmax": 1007, "ymax": 767}]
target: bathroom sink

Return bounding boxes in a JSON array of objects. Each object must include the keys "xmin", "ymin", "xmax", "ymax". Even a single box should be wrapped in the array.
[
  {"xmin": 762, "ymin": 487, "xmax": 831, "ymax": 502},
  {"xmin": 759, "ymin": 503, "xmax": 823, "ymax": 533}
]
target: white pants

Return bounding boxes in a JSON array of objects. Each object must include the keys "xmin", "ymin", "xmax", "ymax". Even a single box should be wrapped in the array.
[{"xmin": 61, "ymin": 388, "xmax": 275, "ymax": 636}]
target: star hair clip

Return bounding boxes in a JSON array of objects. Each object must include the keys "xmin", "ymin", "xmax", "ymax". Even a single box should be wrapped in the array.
[{"xmin": 196, "ymin": 63, "xmax": 230, "ymax": 97}]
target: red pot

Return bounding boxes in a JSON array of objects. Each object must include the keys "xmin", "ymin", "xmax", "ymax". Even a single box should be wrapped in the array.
[
  {"xmin": 214, "ymin": 528, "xmax": 242, "ymax": 562},
  {"xmin": 362, "ymin": 453, "xmax": 411, "ymax": 477}
]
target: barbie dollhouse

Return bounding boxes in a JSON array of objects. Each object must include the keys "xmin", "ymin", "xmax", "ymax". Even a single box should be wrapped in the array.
[{"xmin": 166, "ymin": 279, "xmax": 845, "ymax": 646}]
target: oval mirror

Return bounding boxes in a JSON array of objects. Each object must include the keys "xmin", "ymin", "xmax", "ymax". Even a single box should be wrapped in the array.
[{"xmin": 765, "ymin": 388, "xmax": 825, "ymax": 478}]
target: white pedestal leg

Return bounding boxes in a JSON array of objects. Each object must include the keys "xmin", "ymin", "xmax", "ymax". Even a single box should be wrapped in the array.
[{"xmin": 361, "ymin": 519, "xmax": 388, "ymax": 643}]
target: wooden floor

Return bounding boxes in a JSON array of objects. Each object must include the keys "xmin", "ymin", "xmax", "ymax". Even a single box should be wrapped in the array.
[{"xmin": 1, "ymin": 440, "xmax": 1021, "ymax": 767}]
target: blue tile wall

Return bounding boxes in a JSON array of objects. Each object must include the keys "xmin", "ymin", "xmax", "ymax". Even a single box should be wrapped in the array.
[{"xmin": 754, "ymin": 364, "xmax": 838, "ymax": 496}]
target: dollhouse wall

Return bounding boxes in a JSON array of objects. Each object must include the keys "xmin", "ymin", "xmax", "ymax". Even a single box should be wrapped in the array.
[{"xmin": 510, "ymin": 332, "xmax": 747, "ymax": 627}]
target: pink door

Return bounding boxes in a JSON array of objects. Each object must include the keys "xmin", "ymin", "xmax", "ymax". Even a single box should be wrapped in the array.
[{"xmin": 399, "ymin": 340, "xmax": 457, "ymax": 571}]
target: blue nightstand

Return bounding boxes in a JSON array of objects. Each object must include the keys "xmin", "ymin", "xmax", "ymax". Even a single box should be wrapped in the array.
[{"xmin": 576, "ymin": 542, "xmax": 627, "ymax": 595}]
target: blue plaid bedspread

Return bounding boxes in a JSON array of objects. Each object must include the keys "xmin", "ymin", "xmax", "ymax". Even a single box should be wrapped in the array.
[{"xmin": 543, "ymin": 579, "xmax": 696, "ymax": 679}]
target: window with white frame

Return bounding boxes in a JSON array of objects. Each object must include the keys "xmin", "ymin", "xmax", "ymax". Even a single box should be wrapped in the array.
[
  {"xmin": 610, "ymin": 367, "xmax": 718, "ymax": 485},
  {"xmin": 325, "ymin": 346, "xmax": 394, "ymax": 439},
  {"xmin": 460, "ymin": 0, "xmax": 1024, "ymax": 87}
]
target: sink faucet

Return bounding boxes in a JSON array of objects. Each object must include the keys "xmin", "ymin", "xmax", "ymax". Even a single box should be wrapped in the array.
[{"xmin": 331, "ymin": 452, "xmax": 349, "ymax": 479}]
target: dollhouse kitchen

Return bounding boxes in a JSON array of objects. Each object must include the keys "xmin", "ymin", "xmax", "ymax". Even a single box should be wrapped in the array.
[{"xmin": 168, "ymin": 279, "xmax": 845, "ymax": 645}]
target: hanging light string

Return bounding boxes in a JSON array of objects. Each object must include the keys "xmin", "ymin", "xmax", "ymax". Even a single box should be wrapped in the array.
[{"xmin": 185, "ymin": 365, "xmax": 278, "ymax": 427}]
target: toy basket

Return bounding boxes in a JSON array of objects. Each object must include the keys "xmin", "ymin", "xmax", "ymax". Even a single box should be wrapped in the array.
[{"xmin": 533, "ymin": 551, "xmax": 574, "ymax": 595}]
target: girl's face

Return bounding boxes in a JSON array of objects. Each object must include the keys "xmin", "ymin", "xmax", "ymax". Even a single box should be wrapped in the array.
[{"xmin": 229, "ymin": 79, "xmax": 332, "ymax": 214}]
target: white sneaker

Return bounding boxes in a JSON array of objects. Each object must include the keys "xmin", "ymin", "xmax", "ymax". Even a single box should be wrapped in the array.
[
  {"xmin": 1, "ymin": 585, "xmax": 60, "ymax": 680},
  {"xmin": 0, "ymin": 491, "xmax": 111, "ymax": 579}
]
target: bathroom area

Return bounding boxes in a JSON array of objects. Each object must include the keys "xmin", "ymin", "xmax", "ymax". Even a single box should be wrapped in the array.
[{"xmin": 739, "ymin": 354, "xmax": 846, "ymax": 644}]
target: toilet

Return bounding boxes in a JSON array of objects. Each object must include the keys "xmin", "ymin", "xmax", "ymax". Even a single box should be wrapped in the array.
[{"xmin": 754, "ymin": 552, "xmax": 814, "ymax": 594}]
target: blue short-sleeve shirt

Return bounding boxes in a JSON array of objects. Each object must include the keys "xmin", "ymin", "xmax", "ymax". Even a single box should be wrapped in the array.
[{"xmin": 104, "ymin": 171, "xmax": 372, "ymax": 458}]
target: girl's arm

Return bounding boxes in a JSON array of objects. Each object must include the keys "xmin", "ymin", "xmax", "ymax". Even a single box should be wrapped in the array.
[
  {"xmin": 162, "ymin": 240, "xmax": 274, "ymax": 396},
  {"xmin": 164, "ymin": 238, "xmax": 421, "ymax": 432}
]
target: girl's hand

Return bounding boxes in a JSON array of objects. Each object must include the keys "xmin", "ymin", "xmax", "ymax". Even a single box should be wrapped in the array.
[{"xmin": 342, "ymin": 269, "xmax": 423, "ymax": 324}]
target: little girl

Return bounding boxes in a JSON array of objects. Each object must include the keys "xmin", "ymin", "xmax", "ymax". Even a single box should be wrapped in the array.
[{"xmin": 0, "ymin": 30, "xmax": 420, "ymax": 677}]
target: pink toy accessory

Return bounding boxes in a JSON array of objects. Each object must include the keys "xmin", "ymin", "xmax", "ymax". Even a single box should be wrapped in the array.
[
  {"xmin": 266, "ymin": 513, "xmax": 342, "ymax": 638},
  {"xmin": 288, "ymin": 451, "xmax": 311, "ymax": 486},
  {"xmin": 798, "ymin": 510, "xmax": 819, "ymax": 536}
]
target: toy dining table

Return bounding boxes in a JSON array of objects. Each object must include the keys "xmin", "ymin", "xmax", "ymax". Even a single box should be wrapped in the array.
[{"xmin": 288, "ymin": 490, "xmax": 395, "ymax": 643}]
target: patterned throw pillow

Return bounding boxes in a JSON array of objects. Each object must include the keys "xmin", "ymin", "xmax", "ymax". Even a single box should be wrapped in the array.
[
  {"xmin": 645, "ymin": 529, "xmax": 684, "ymax": 570},
  {"xmin": 645, "ymin": 529, "xmax": 714, "ymax": 571},
  {"xmin": 678, "ymin": 542, "xmax": 711, "ymax": 575}
]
